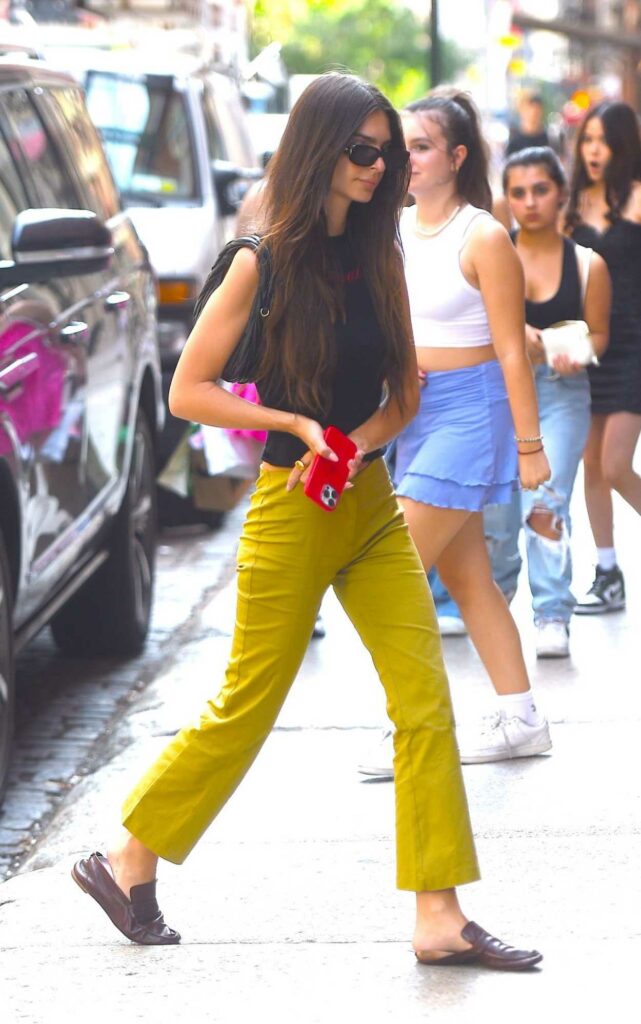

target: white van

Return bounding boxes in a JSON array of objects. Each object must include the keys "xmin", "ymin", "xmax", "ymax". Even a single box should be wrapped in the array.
[
  {"xmin": 83, "ymin": 54, "xmax": 260, "ymax": 367},
  {"xmin": 81, "ymin": 53, "xmax": 261, "ymax": 495}
]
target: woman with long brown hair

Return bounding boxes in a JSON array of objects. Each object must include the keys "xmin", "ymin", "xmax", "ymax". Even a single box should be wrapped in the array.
[
  {"xmin": 394, "ymin": 92, "xmax": 552, "ymax": 763},
  {"xmin": 72, "ymin": 73, "xmax": 541, "ymax": 969},
  {"xmin": 566, "ymin": 101, "xmax": 641, "ymax": 614}
]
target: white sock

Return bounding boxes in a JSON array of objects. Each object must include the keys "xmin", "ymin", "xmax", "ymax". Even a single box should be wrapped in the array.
[
  {"xmin": 497, "ymin": 689, "xmax": 542, "ymax": 727},
  {"xmin": 596, "ymin": 547, "xmax": 617, "ymax": 572}
]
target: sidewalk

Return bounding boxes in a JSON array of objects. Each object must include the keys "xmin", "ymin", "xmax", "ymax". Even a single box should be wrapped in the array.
[{"xmin": 1, "ymin": 484, "xmax": 639, "ymax": 1023}]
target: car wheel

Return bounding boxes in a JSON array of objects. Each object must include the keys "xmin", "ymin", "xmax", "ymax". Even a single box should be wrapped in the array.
[
  {"xmin": 51, "ymin": 412, "xmax": 157, "ymax": 657},
  {"xmin": 0, "ymin": 531, "xmax": 15, "ymax": 804}
]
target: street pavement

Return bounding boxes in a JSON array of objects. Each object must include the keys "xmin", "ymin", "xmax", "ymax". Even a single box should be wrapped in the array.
[
  {"xmin": 1, "ymin": 471, "xmax": 639, "ymax": 1023},
  {"xmin": 0, "ymin": 509, "xmax": 240, "ymax": 878}
]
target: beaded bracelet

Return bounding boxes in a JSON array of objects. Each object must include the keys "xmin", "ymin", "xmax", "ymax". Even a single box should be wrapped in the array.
[
  {"xmin": 514, "ymin": 434, "xmax": 543, "ymax": 444},
  {"xmin": 517, "ymin": 446, "xmax": 544, "ymax": 455}
]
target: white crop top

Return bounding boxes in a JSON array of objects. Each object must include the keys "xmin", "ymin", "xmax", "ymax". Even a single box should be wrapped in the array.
[{"xmin": 400, "ymin": 203, "xmax": 493, "ymax": 348}]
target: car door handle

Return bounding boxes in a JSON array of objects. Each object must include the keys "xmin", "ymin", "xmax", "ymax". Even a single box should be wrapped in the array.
[
  {"xmin": 0, "ymin": 351, "xmax": 39, "ymax": 394},
  {"xmin": 59, "ymin": 321, "xmax": 89, "ymax": 345},
  {"xmin": 104, "ymin": 291, "xmax": 130, "ymax": 312}
]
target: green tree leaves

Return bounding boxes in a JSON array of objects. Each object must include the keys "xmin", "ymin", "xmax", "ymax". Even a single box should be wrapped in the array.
[{"xmin": 250, "ymin": 0, "xmax": 468, "ymax": 107}]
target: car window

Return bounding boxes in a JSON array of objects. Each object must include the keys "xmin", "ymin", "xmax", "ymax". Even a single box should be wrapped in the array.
[
  {"xmin": 0, "ymin": 123, "xmax": 29, "ymax": 261},
  {"xmin": 204, "ymin": 80, "xmax": 255, "ymax": 168},
  {"xmin": 84, "ymin": 72, "xmax": 198, "ymax": 203},
  {"xmin": 201, "ymin": 90, "xmax": 227, "ymax": 162},
  {"xmin": 38, "ymin": 87, "xmax": 120, "ymax": 221},
  {"xmin": 2, "ymin": 89, "xmax": 80, "ymax": 209}
]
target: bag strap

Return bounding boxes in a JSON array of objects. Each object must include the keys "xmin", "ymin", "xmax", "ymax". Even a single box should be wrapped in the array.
[
  {"xmin": 235, "ymin": 234, "xmax": 272, "ymax": 317},
  {"xmin": 575, "ymin": 242, "xmax": 592, "ymax": 309},
  {"xmin": 255, "ymin": 240, "xmax": 272, "ymax": 318}
]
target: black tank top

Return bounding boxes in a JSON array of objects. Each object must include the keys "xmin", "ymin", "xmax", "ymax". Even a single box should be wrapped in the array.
[
  {"xmin": 260, "ymin": 234, "xmax": 387, "ymax": 466},
  {"xmin": 512, "ymin": 234, "xmax": 583, "ymax": 329}
]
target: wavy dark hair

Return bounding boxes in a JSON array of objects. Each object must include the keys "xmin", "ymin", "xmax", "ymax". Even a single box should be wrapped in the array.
[
  {"xmin": 565, "ymin": 101, "xmax": 641, "ymax": 232},
  {"xmin": 257, "ymin": 72, "xmax": 411, "ymax": 417},
  {"xmin": 502, "ymin": 145, "xmax": 566, "ymax": 193},
  {"xmin": 404, "ymin": 89, "xmax": 492, "ymax": 212}
]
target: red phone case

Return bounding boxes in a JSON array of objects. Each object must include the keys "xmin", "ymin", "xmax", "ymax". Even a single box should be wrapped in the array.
[{"xmin": 303, "ymin": 426, "xmax": 358, "ymax": 511}]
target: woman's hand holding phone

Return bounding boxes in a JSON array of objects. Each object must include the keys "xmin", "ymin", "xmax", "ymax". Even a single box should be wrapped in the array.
[
  {"xmin": 286, "ymin": 416, "xmax": 337, "ymax": 492},
  {"xmin": 286, "ymin": 424, "xmax": 363, "ymax": 507}
]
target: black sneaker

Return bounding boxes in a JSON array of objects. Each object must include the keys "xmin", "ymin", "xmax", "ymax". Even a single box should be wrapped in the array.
[{"xmin": 574, "ymin": 565, "xmax": 626, "ymax": 615}]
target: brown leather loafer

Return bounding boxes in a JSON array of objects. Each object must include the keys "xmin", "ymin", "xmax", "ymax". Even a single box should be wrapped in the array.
[
  {"xmin": 72, "ymin": 852, "xmax": 180, "ymax": 945},
  {"xmin": 415, "ymin": 921, "xmax": 542, "ymax": 971}
]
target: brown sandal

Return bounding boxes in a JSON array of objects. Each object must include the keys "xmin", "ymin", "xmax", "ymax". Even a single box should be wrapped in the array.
[
  {"xmin": 415, "ymin": 921, "xmax": 542, "ymax": 971},
  {"xmin": 72, "ymin": 852, "xmax": 180, "ymax": 945}
]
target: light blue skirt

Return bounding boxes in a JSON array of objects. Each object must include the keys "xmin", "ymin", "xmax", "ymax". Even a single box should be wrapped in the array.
[{"xmin": 394, "ymin": 360, "xmax": 518, "ymax": 511}]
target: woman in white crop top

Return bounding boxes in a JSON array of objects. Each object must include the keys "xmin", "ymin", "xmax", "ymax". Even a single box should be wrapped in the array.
[{"xmin": 394, "ymin": 91, "xmax": 552, "ymax": 765}]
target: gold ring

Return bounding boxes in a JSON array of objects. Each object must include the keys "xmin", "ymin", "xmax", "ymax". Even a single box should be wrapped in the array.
[{"xmin": 294, "ymin": 459, "xmax": 305, "ymax": 472}]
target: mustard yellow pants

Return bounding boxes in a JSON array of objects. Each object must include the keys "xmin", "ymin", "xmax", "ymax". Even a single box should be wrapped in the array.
[{"xmin": 123, "ymin": 458, "xmax": 480, "ymax": 891}]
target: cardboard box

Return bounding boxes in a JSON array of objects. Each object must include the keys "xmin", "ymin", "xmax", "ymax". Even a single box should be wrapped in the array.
[{"xmin": 190, "ymin": 449, "xmax": 255, "ymax": 511}]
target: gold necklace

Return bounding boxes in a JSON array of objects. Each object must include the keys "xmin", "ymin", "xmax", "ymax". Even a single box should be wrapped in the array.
[{"xmin": 414, "ymin": 204, "xmax": 462, "ymax": 238}]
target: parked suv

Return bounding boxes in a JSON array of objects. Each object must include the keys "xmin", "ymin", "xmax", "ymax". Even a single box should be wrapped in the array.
[
  {"xmin": 0, "ymin": 59, "xmax": 164, "ymax": 801},
  {"xmin": 79, "ymin": 54, "xmax": 261, "ymax": 486}
]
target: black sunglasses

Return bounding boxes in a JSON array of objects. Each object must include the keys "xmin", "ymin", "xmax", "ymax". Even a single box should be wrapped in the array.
[{"xmin": 344, "ymin": 143, "xmax": 410, "ymax": 171}]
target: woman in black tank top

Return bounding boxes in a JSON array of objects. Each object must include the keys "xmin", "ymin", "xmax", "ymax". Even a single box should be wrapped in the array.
[
  {"xmin": 565, "ymin": 101, "xmax": 641, "ymax": 613},
  {"xmin": 72, "ymin": 74, "xmax": 542, "ymax": 970},
  {"xmin": 501, "ymin": 148, "xmax": 610, "ymax": 658}
]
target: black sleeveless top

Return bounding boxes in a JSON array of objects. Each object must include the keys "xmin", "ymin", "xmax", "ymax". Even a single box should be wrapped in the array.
[
  {"xmin": 570, "ymin": 218, "xmax": 641, "ymax": 413},
  {"xmin": 260, "ymin": 234, "xmax": 387, "ymax": 466},
  {"xmin": 512, "ymin": 233, "xmax": 582, "ymax": 329}
]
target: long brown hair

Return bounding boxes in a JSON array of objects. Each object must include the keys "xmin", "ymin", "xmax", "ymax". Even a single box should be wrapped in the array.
[
  {"xmin": 565, "ymin": 100, "xmax": 641, "ymax": 232},
  {"xmin": 257, "ymin": 72, "xmax": 411, "ymax": 417},
  {"xmin": 404, "ymin": 90, "xmax": 492, "ymax": 212}
]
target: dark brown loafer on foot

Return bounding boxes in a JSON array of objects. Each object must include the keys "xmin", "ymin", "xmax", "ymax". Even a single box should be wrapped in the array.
[
  {"xmin": 415, "ymin": 921, "xmax": 542, "ymax": 971},
  {"xmin": 72, "ymin": 852, "xmax": 180, "ymax": 945}
]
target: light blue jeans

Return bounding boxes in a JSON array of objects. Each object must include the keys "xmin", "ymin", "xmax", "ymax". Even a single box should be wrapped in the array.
[
  {"xmin": 428, "ymin": 490, "xmax": 521, "ymax": 617},
  {"xmin": 520, "ymin": 366, "xmax": 591, "ymax": 623},
  {"xmin": 432, "ymin": 366, "xmax": 591, "ymax": 625}
]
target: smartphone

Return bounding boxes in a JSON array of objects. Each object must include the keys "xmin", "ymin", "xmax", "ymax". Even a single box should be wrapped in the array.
[{"xmin": 303, "ymin": 426, "xmax": 358, "ymax": 511}]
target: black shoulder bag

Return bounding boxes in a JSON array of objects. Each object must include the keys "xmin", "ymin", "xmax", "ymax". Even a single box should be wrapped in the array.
[{"xmin": 192, "ymin": 234, "xmax": 272, "ymax": 383}]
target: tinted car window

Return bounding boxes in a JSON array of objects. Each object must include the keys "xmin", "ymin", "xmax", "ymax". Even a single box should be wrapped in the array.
[
  {"xmin": 84, "ymin": 72, "xmax": 198, "ymax": 203},
  {"xmin": 2, "ymin": 89, "xmax": 79, "ymax": 208},
  {"xmin": 201, "ymin": 90, "xmax": 226, "ymax": 161},
  {"xmin": 204, "ymin": 79, "xmax": 254, "ymax": 168},
  {"xmin": 0, "ymin": 123, "xmax": 28, "ymax": 260},
  {"xmin": 39, "ymin": 86, "xmax": 120, "ymax": 221}
]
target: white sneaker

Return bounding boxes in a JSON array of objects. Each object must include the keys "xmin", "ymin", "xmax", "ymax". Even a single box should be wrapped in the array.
[
  {"xmin": 457, "ymin": 712, "xmax": 552, "ymax": 764},
  {"xmin": 357, "ymin": 729, "xmax": 394, "ymax": 778},
  {"xmin": 535, "ymin": 619, "xmax": 569, "ymax": 659},
  {"xmin": 438, "ymin": 614, "xmax": 468, "ymax": 637}
]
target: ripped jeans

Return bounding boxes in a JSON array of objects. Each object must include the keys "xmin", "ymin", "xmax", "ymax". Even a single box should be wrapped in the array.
[
  {"xmin": 522, "ymin": 367, "xmax": 591, "ymax": 623},
  {"xmin": 430, "ymin": 367, "xmax": 591, "ymax": 626},
  {"xmin": 492, "ymin": 366, "xmax": 591, "ymax": 624}
]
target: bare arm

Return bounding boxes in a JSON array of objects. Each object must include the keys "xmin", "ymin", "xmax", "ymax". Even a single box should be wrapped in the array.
[
  {"xmin": 235, "ymin": 179, "xmax": 267, "ymax": 235},
  {"xmin": 168, "ymin": 248, "xmax": 334, "ymax": 460},
  {"xmin": 465, "ymin": 219, "xmax": 550, "ymax": 489},
  {"xmin": 583, "ymin": 251, "xmax": 610, "ymax": 359},
  {"xmin": 550, "ymin": 250, "xmax": 611, "ymax": 374}
]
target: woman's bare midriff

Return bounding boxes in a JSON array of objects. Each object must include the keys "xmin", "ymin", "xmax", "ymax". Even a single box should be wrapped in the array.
[{"xmin": 416, "ymin": 343, "xmax": 496, "ymax": 373}]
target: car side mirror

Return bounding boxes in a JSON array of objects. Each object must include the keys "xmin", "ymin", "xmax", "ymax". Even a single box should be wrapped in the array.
[
  {"xmin": 211, "ymin": 160, "xmax": 263, "ymax": 216},
  {"xmin": 0, "ymin": 209, "xmax": 114, "ymax": 286}
]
